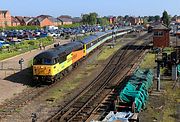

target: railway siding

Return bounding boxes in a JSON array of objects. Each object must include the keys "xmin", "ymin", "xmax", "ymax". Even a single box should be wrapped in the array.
[{"xmin": 47, "ymin": 34, "xmax": 151, "ymax": 122}]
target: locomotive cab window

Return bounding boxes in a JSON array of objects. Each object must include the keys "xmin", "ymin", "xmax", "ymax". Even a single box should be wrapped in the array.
[
  {"xmin": 33, "ymin": 58, "xmax": 54, "ymax": 65},
  {"xmin": 59, "ymin": 56, "xmax": 66, "ymax": 63}
]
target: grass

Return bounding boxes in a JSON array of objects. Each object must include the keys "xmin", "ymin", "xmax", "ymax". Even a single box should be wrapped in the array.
[
  {"xmin": 139, "ymin": 51, "xmax": 180, "ymax": 122},
  {"xmin": 140, "ymin": 53, "xmax": 156, "ymax": 69},
  {"xmin": 162, "ymin": 81, "xmax": 180, "ymax": 122},
  {"xmin": 47, "ymin": 81, "xmax": 80, "ymax": 102},
  {"xmin": 163, "ymin": 47, "xmax": 174, "ymax": 55},
  {"xmin": 97, "ymin": 42, "xmax": 122, "ymax": 61},
  {"xmin": 46, "ymin": 69, "xmax": 93, "ymax": 104}
]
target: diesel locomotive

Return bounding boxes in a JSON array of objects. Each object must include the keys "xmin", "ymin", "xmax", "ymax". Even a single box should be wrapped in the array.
[{"xmin": 33, "ymin": 27, "xmax": 132, "ymax": 82}]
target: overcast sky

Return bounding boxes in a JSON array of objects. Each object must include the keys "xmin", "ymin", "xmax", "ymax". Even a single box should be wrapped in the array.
[{"xmin": 0, "ymin": 0, "xmax": 180, "ymax": 17}]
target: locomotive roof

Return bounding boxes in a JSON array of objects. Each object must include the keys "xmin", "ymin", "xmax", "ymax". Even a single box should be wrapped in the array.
[
  {"xmin": 55, "ymin": 41, "xmax": 83, "ymax": 56},
  {"xmin": 34, "ymin": 41, "xmax": 83, "ymax": 59},
  {"xmin": 34, "ymin": 51, "xmax": 59, "ymax": 59},
  {"xmin": 80, "ymin": 32, "xmax": 107, "ymax": 44}
]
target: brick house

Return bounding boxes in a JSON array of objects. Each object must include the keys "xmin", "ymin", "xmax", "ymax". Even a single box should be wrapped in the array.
[
  {"xmin": 28, "ymin": 15, "xmax": 53, "ymax": 27},
  {"xmin": 128, "ymin": 17, "xmax": 144, "ymax": 25},
  {"xmin": 11, "ymin": 16, "xmax": 20, "ymax": 26},
  {"xmin": 58, "ymin": 15, "xmax": 72, "ymax": 25},
  {"xmin": 49, "ymin": 17, "xmax": 62, "ymax": 26},
  {"xmin": 153, "ymin": 24, "xmax": 170, "ymax": 48},
  {"xmin": 176, "ymin": 16, "xmax": 180, "ymax": 23},
  {"xmin": 109, "ymin": 16, "xmax": 117, "ymax": 24},
  {"xmin": 15, "ymin": 16, "xmax": 34, "ymax": 26},
  {"xmin": 15, "ymin": 16, "xmax": 26, "ymax": 26},
  {"xmin": 0, "ymin": 10, "xmax": 11, "ymax": 27},
  {"xmin": 28, "ymin": 15, "xmax": 62, "ymax": 27}
]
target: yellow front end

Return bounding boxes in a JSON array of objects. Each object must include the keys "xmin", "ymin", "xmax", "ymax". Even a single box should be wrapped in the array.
[
  {"xmin": 33, "ymin": 65, "xmax": 54, "ymax": 76},
  {"xmin": 33, "ymin": 53, "xmax": 73, "ymax": 78}
]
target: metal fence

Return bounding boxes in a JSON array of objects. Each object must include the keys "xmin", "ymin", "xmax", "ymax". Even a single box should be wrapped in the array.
[{"xmin": 0, "ymin": 61, "xmax": 27, "ymax": 79}]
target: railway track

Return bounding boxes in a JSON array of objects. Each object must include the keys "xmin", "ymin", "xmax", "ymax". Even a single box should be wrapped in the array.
[
  {"xmin": 0, "ymin": 32, "xmax": 151, "ymax": 121},
  {"xmin": 46, "ymin": 35, "xmax": 151, "ymax": 122},
  {"xmin": 0, "ymin": 34, "xmax": 119, "ymax": 119}
]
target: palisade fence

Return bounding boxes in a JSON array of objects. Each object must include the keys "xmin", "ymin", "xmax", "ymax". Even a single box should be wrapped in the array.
[{"xmin": 0, "ymin": 61, "xmax": 29, "ymax": 79}]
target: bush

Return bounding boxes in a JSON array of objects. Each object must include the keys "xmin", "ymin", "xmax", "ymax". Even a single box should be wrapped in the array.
[
  {"xmin": 0, "ymin": 37, "xmax": 53, "ymax": 60},
  {"xmin": 58, "ymin": 23, "xmax": 81, "ymax": 28}
]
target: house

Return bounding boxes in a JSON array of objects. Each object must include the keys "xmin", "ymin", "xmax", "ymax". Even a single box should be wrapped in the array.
[
  {"xmin": 153, "ymin": 24, "xmax": 170, "ymax": 48},
  {"xmin": 15, "ymin": 16, "xmax": 34, "ymax": 26},
  {"xmin": 171, "ymin": 16, "xmax": 180, "ymax": 23},
  {"xmin": 176, "ymin": 16, "xmax": 180, "ymax": 23},
  {"xmin": 58, "ymin": 15, "xmax": 72, "ymax": 25},
  {"xmin": 23, "ymin": 17, "xmax": 34, "ymax": 25},
  {"xmin": 109, "ymin": 16, "xmax": 117, "ymax": 24},
  {"xmin": 28, "ymin": 15, "xmax": 54, "ymax": 27},
  {"xmin": 48, "ymin": 17, "xmax": 62, "ymax": 26},
  {"xmin": 11, "ymin": 16, "xmax": 20, "ymax": 26},
  {"xmin": 128, "ymin": 17, "xmax": 144, "ymax": 25},
  {"xmin": 0, "ymin": 10, "xmax": 11, "ymax": 27},
  {"xmin": 72, "ymin": 17, "xmax": 82, "ymax": 23},
  {"xmin": 15, "ymin": 16, "xmax": 26, "ymax": 26}
]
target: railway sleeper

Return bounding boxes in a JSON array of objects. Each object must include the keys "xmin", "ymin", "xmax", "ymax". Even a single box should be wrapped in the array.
[{"xmin": 73, "ymin": 102, "xmax": 86, "ymax": 108}]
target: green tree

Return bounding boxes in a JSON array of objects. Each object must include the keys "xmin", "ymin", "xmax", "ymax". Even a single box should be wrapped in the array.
[
  {"xmin": 82, "ymin": 12, "xmax": 98, "ymax": 25},
  {"xmin": 154, "ymin": 15, "xmax": 160, "ymax": 22},
  {"xmin": 89, "ymin": 12, "xmax": 98, "ymax": 25},
  {"xmin": 124, "ymin": 15, "xmax": 129, "ymax": 20},
  {"xmin": 82, "ymin": 14, "xmax": 89, "ymax": 24},
  {"xmin": 148, "ymin": 16, "xmax": 154, "ymax": 22},
  {"xmin": 97, "ymin": 17, "xmax": 109, "ymax": 26},
  {"xmin": 162, "ymin": 10, "xmax": 170, "ymax": 27}
]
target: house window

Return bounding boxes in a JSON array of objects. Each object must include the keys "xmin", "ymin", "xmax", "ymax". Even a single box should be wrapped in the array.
[
  {"xmin": 4, "ymin": 21, "xmax": 7, "ymax": 26},
  {"xmin": 154, "ymin": 31, "xmax": 164, "ymax": 37},
  {"xmin": 3, "ymin": 13, "xmax": 6, "ymax": 18}
]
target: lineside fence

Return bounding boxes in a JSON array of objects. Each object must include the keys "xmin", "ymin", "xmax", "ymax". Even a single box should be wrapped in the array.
[{"xmin": 0, "ymin": 61, "xmax": 29, "ymax": 79}]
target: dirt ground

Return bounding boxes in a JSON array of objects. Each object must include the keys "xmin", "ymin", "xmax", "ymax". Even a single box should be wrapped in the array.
[
  {"xmin": 139, "ymin": 41, "xmax": 180, "ymax": 122},
  {"xmin": 139, "ymin": 77, "xmax": 180, "ymax": 122},
  {"xmin": 0, "ymin": 38, "xmax": 70, "ymax": 105}
]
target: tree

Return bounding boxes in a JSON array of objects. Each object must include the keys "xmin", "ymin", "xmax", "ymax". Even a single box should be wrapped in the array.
[
  {"xmin": 89, "ymin": 12, "xmax": 98, "ymax": 25},
  {"xmin": 82, "ymin": 14, "xmax": 89, "ymax": 24},
  {"xmin": 124, "ymin": 15, "xmax": 129, "ymax": 20},
  {"xmin": 148, "ymin": 16, "xmax": 154, "ymax": 22},
  {"xmin": 97, "ymin": 17, "xmax": 109, "ymax": 26},
  {"xmin": 82, "ymin": 12, "xmax": 98, "ymax": 25},
  {"xmin": 162, "ymin": 10, "xmax": 170, "ymax": 27},
  {"xmin": 154, "ymin": 15, "xmax": 160, "ymax": 22}
]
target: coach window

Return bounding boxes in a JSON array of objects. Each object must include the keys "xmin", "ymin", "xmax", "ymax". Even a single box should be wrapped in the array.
[
  {"xmin": 86, "ymin": 43, "xmax": 90, "ymax": 49},
  {"xmin": 91, "ymin": 42, "xmax": 94, "ymax": 46}
]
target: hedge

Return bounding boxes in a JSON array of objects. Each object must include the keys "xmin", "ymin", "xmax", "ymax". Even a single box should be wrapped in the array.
[{"xmin": 0, "ymin": 37, "xmax": 53, "ymax": 60}]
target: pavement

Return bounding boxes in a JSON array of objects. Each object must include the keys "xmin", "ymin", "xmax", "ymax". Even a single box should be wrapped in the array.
[{"xmin": 0, "ymin": 38, "xmax": 71, "ymax": 104}]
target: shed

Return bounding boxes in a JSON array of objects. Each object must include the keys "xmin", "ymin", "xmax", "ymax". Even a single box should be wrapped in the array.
[{"xmin": 153, "ymin": 24, "xmax": 170, "ymax": 48}]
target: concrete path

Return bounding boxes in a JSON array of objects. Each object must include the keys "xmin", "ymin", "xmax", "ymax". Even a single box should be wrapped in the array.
[{"xmin": 0, "ymin": 38, "xmax": 70, "ymax": 104}]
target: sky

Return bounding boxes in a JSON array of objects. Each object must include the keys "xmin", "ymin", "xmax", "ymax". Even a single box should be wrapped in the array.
[{"xmin": 0, "ymin": 0, "xmax": 180, "ymax": 17}]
